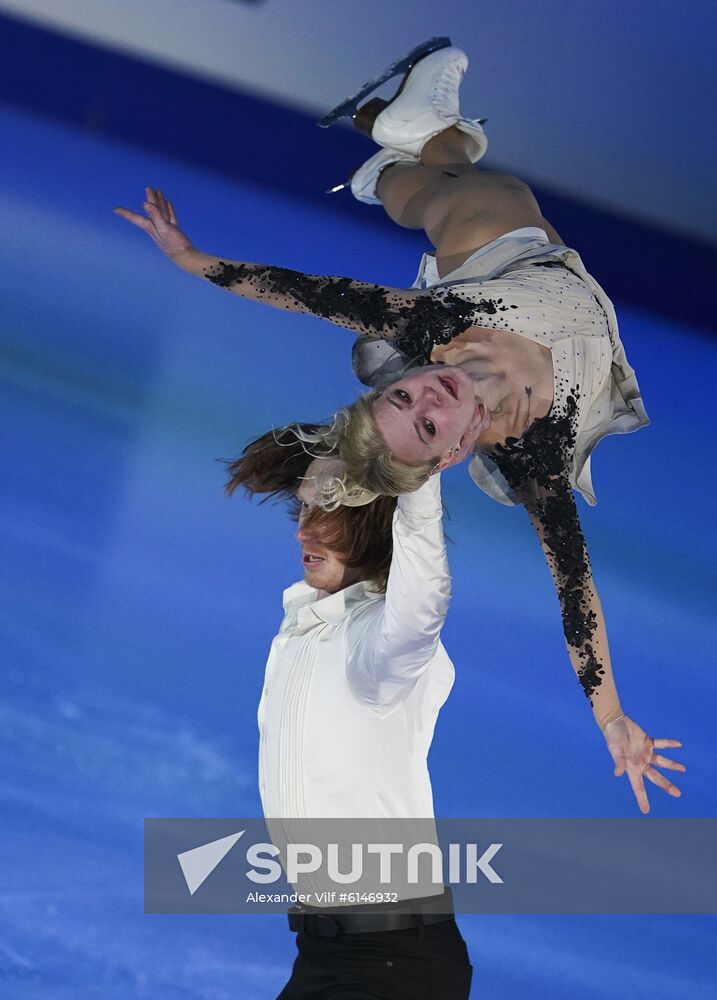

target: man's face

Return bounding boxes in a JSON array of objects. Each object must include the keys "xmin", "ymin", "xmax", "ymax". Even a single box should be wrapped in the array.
[{"xmin": 295, "ymin": 458, "xmax": 363, "ymax": 595}]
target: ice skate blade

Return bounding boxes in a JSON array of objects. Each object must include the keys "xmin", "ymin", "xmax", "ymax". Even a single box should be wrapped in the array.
[{"xmin": 317, "ymin": 36, "xmax": 452, "ymax": 128}]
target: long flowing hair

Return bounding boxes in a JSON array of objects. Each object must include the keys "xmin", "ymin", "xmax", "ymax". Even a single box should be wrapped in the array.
[
  {"xmin": 222, "ymin": 424, "xmax": 398, "ymax": 593},
  {"xmin": 277, "ymin": 394, "xmax": 439, "ymax": 504}
]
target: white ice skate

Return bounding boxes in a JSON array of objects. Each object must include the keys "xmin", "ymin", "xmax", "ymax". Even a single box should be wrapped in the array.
[
  {"xmin": 320, "ymin": 38, "xmax": 487, "ymax": 162},
  {"xmin": 371, "ymin": 45, "xmax": 487, "ymax": 160},
  {"xmin": 318, "ymin": 37, "xmax": 452, "ymax": 127},
  {"xmin": 348, "ymin": 147, "xmax": 417, "ymax": 206}
]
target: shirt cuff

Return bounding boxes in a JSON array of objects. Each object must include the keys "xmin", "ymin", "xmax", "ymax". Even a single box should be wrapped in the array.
[{"xmin": 396, "ymin": 472, "xmax": 443, "ymax": 519}]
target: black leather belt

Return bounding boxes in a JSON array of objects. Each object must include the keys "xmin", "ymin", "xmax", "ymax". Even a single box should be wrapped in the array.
[{"xmin": 287, "ymin": 888, "xmax": 455, "ymax": 937}]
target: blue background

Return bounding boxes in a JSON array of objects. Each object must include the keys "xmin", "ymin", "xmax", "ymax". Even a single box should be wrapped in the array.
[{"xmin": 1, "ymin": 10, "xmax": 716, "ymax": 999}]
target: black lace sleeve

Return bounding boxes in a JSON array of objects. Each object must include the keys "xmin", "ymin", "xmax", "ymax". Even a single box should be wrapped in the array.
[
  {"xmin": 390, "ymin": 287, "xmax": 521, "ymax": 360},
  {"xmin": 203, "ymin": 260, "xmax": 516, "ymax": 347},
  {"xmin": 488, "ymin": 395, "xmax": 608, "ymax": 706}
]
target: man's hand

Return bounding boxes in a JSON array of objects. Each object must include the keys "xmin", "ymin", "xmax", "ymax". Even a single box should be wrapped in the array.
[
  {"xmin": 602, "ymin": 714, "xmax": 685, "ymax": 814},
  {"xmin": 115, "ymin": 186, "xmax": 194, "ymax": 258}
]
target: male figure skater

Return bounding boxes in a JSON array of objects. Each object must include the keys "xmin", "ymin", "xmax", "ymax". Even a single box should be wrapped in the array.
[{"xmin": 227, "ymin": 428, "xmax": 472, "ymax": 999}]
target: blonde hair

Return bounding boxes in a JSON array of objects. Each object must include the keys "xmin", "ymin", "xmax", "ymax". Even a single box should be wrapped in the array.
[
  {"xmin": 299, "ymin": 390, "xmax": 439, "ymax": 502},
  {"xmin": 281, "ymin": 419, "xmax": 379, "ymax": 510},
  {"xmin": 222, "ymin": 423, "xmax": 398, "ymax": 591}
]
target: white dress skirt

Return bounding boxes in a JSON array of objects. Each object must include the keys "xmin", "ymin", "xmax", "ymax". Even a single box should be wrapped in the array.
[{"xmin": 351, "ymin": 227, "xmax": 650, "ymax": 507}]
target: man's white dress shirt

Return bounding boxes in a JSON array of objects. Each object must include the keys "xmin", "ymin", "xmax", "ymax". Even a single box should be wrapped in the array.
[{"xmin": 257, "ymin": 474, "xmax": 454, "ymax": 819}]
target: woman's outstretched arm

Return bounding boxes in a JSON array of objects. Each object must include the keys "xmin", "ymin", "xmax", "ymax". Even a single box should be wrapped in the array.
[
  {"xmin": 524, "ymin": 490, "xmax": 623, "ymax": 732},
  {"xmin": 115, "ymin": 187, "xmax": 479, "ymax": 343},
  {"xmin": 523, "ymin": 480, "xmax": 685, "ymax": 813}
]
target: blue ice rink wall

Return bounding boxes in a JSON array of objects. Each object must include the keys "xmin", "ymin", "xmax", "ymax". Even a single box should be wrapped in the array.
[{"xmin": 1, "ymin": 11, "xmax": 716, "ymax": 1000}]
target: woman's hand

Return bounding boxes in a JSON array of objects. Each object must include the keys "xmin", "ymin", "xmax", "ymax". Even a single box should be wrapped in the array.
[
  {"xmin": 115, "ymin": 186, "xmax": 194, "ymax": 258},
  {"xmin": 602, "ymin": 714, "xmax": 685, "ymax": 814}
]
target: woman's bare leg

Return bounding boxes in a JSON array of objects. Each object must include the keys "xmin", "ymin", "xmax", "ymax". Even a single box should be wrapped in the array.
[{"xmin": 375, "ymin": 127, "xmax": 563, "ymax": 277}]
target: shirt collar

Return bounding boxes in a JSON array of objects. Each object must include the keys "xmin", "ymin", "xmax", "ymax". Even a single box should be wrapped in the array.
[{"xmin": 281, "ymin": 579, "xmax": 381, "ymax": 633}]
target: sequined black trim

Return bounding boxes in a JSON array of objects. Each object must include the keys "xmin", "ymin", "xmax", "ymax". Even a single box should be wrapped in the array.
[
  {"xmin": 204, "ymin": 261, "xmax": 517, "ymax": 346},
  {"xmin": 392, "ymin": 291, "xmax": 521, "ymax": 361},
  {"xmin": 488, "ymin": 389, "xmax": 605, "ymax": 704}
]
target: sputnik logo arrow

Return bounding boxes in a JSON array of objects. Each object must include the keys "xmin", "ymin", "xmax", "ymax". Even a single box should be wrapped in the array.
[{"xmin": 177, "ymin": 830, "xmax": 245, "ymax": 895}]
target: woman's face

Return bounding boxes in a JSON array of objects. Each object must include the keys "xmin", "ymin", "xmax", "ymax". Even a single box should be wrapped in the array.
[{"xmin": 372, "ymin": 365, "xmax": 491, "ymax": 468}]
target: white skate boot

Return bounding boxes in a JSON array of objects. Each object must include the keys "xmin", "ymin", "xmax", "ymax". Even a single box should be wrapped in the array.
[
  {"xmin": 320, "ymin": 38, "xmax": 487, "ymax": 163},
  {"xmin": 348, "ymin": 147, "xmax": 417, "ymax": 206},
  {"xmin": 370, "ymin": 45, "xmax": 487, "ymax": 161}
]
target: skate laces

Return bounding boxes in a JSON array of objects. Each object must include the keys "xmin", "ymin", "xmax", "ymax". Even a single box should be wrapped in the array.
[{"xmin": 432, "ymin": 59, "xmax": 465, "ymax": 116}]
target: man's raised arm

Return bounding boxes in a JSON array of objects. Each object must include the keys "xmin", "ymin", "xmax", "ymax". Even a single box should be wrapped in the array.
[{"xmin": 346, "ymin": 473, "xmax": 452, "ymax": 708}]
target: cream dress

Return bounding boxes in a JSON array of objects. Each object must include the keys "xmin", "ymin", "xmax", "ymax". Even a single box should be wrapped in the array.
[{"xmin": 351, "ymin": 227, "xmax": 649, "ymax": 506}]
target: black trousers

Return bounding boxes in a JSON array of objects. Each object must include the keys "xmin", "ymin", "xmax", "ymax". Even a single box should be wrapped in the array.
[{"xmin": 275, "ymin": 916, "xmax": 473, "ymax": 999}]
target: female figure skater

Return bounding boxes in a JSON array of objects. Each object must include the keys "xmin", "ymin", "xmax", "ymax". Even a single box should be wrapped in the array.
[{"xmin": 115, "ymin": 39, "xmax": 685, "ymax": 813}]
